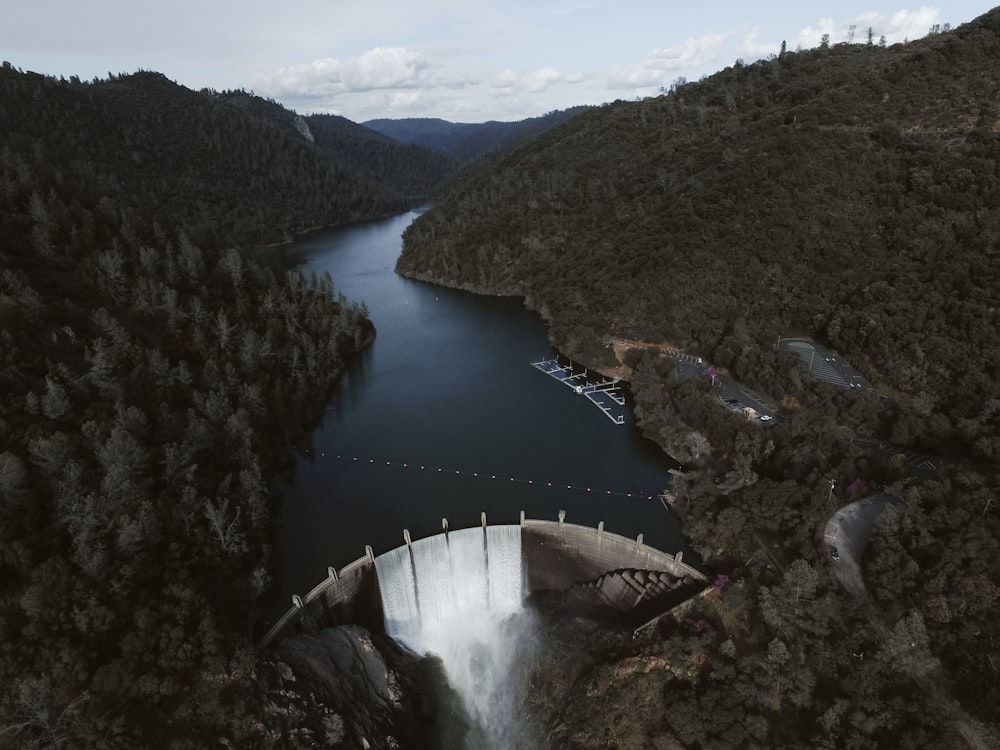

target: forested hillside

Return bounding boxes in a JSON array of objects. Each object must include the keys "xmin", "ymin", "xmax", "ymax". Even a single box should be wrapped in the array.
[
  {"xmin": 0, "ymin": 66, "xmax": 445, "ymax": 747},
  {"xmin": 304, "ymin": 113, "xmax": 456, "ymax": 201},
  {"xmin": 398, "ymin": 10, "xmax": 1000, "ymax": 748},
  {"xmin": 0, "ymin": 67, "xmax": 453, "ymax": 247},
  {"xmin": 364, "ymin": 107, "xmax": 592, "ymax": 163}
]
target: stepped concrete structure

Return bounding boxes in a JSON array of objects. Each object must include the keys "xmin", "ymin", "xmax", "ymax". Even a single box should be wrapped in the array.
[
  {"xmin": 259, "ymin": 511, "xmax": 708, "ymax": 648},
  {"xmin": 521, "ymin": 511, "xmax": 706, "ymax": 627}
]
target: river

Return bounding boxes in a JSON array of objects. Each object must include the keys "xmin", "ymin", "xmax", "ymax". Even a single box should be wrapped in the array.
[{"xmin": 270, "ymin": 208, "xmax": 684, "ymax": 612}]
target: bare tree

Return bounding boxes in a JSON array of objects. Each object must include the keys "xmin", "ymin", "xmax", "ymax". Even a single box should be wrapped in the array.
[
  {"xmin": 204, "ymin": 497, "xmax": 246, "ymax": 555},
  {"xmin": 0, "ymin": 679, "xmax": 88, "ymax": 749}
]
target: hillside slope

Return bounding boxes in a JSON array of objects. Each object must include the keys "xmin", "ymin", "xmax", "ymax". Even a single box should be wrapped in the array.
[
  {"xmin": 397, "ymin": 11, "xmax": 1000, "ymax": 747},
  {"xmin": 399, "ymin": 11, "xmax": 1000, "ymax": 461},
  {"xmin": 0, "ymin": 66, "xmax": 439, "ymax": 747},
  {"xmin": 0, "ymin": 68, "xmax": 453, "ymax": 247}
]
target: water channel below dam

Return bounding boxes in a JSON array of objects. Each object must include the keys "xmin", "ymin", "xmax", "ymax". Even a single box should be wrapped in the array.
[{"xmin": 269, "ymin": 208, "xmax": 685, "ymax": 618}]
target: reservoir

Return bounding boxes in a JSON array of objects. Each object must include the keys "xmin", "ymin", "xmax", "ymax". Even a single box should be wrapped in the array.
[{"xmin": 271, "ymin": 209, "xmax": 684, "ymax": 613}]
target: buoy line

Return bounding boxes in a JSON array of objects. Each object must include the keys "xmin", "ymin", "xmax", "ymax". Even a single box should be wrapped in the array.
[{"xmin": 304, "ymin": 450, "xmax": 662, "ymax": 501}]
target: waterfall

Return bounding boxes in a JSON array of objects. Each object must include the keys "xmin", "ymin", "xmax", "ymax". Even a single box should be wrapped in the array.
[{"xmin": 374, "ymin": 525, "xmax": 533, "ymax": 747}]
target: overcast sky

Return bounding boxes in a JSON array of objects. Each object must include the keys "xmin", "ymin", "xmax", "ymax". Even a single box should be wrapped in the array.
[{"xmin": 3, "ymin": 2, "xmax": 994, "ymax": 123}]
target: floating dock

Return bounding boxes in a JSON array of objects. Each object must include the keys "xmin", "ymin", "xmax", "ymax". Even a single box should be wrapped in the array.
[{"xmin": 531, "ymin": 358, "xmax": 626, "ymax": 424}]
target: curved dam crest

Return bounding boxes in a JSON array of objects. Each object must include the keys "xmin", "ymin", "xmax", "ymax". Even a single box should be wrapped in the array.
[{"xmin": 260, "ymin": 511, "xmax": 708, "ymax": 649}]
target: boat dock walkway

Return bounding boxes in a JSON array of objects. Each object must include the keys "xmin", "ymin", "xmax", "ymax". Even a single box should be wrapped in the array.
[{"xmin": 531, "ymin": 358, "xmax": 626, "ymax": 424}]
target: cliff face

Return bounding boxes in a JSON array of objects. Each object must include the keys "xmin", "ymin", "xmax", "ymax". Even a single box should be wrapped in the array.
[
  {"xmin": 263, "ymin": 625, "xmax": 438, "ymax": 749},
  {"xmin": 256, "ymin": 603, "xmax": 690, "ymax": 749}
]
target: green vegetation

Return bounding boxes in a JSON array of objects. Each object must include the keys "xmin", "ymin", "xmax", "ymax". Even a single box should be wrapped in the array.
[
  {"xmin": 5, "ymin": 8, "xmax": 1000, "ymax": 745},
  {"xmin": 0, "ymin": 65, "xmax": 453, "ymax": 747},
  {"xmin": 399, "ymin": 10, "xmax": 1000, "ymax": 747}
]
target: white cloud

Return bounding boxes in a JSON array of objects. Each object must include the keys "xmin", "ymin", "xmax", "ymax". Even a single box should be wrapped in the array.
[
  {"xmin": 739, "ymin": 25, "xmax": 780, "ymax": 59},
  {"xmin": 490, "ymin": 66, "xmax": 582, "ymax": 96},
  {"xmin": 792, "ymin": 16, "xmax": 837, "ymax": 49},
  {"xmin": 606, "ymin": 32, "xmax": 730, "ymax": 89},
  {"xmin": 792, "ymin": 7, "xmax": 943, "ymax": 49},
  {"xmin": 250, "ymin": 47, "xmax": 476, "ymax": 99},
  {"xmin": 880, "ymin": 7, "xmax": 944, "ymax": 41}
]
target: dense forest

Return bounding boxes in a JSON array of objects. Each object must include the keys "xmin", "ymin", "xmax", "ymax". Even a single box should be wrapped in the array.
[
  {"xmin": 5, "ymin": 8, "xmax": 1000, "ymax": 747},
  {"xmin": 399, "ymin": 9, "xmax": 1000, "ymax": 748},
  {"xmin": 0, "ymin": 66, "xmax": 458, "ymax": 747}
]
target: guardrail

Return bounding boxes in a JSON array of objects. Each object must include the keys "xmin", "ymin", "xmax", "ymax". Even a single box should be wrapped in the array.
[{"xmin": 258, "ymin": 511, "xmax": 707, "ymax": 648}]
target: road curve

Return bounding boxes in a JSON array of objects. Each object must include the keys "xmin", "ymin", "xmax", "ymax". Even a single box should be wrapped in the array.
[{"xmin": 823, "ymin": 493, "xmax": 893, "ymax": 594}]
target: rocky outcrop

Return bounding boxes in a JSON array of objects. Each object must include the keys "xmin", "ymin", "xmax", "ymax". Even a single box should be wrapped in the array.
[
  {"xmin": 262, "ymin": 625, "xmax": 437, "ymax": 749},
  {"xmin": 520, "ymin": 600, "xmax": 679, "ymax": 749}
]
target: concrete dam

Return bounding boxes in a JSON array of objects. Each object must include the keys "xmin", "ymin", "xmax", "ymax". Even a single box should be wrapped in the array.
[{"xmin": 260, "ymin": 511, "xmax": 708, "ymax": 649}]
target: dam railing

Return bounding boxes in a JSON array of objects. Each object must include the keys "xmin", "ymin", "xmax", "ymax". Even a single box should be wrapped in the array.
[{"xmin": 258, "ymin": 510, "xmax": 706, "ymax": 649}]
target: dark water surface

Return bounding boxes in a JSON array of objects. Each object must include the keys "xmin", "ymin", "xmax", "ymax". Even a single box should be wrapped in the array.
[{"xmin": 271, "ymin": 209, "xmax": 683, "ymax": 611}]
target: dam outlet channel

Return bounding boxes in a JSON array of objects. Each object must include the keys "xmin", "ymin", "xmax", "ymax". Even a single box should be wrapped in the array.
[{"xmin": 264, "ymin": 514, "xmax": 708, "ymax": 747}]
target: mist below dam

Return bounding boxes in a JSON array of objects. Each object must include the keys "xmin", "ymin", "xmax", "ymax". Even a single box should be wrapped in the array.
[{"xmin": 375, "ymin": 525, "xmax": 537, "ymax": 748}]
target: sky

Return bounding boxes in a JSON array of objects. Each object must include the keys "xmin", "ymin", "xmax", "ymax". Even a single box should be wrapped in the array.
[{"xmin": 3, "ymin": 2, "xmax": 995, "ymax": 123}]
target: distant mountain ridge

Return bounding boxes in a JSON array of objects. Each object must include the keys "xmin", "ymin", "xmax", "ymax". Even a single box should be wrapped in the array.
[{"xmin": 364, "ymin": 107, "xmax": 593, "ymax": 163}]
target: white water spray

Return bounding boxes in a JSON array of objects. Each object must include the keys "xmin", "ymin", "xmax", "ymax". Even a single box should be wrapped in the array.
[{"xmin": 374, "ymin": 525, "xmax": 535, "ymax": 747}]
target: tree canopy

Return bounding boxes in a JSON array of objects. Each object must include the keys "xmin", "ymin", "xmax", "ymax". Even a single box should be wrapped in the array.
[{"xmin": 398, "ymin": 10, "xmax": 1000, "ymax": 747}]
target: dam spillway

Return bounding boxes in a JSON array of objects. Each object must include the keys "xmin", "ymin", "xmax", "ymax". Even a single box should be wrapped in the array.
[
  {"xmin": 259, "ymin": 512, "xmax": 707, "ymax": 649},
  {"xmin": 374, "ymin": 525, "xmax": 523, "ymax": 648},
  {"xmin": 374, "ymin": 525, "xmax": 527, "ymax": 745}
]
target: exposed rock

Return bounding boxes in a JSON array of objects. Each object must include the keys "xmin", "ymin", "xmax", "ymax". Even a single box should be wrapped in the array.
[
  {"xmin": 273, "ymin": 625, "xmax": 435, "ymax": 749},
  {"xmin": 276, "ymin": 660, "xmax": 296, "ymax": 683},
  {"xmin": 293, "ymin": 115, "xmax": 315, "ymax": 143},
  {"xmin": 519, "ymin": 599, "xmax": 684, "ymax": 749}
]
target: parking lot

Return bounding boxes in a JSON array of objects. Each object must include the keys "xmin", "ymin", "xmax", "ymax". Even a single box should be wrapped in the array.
[{"xmin": 777, "ymin": 337, "xmax": 871, "ymax": 391}]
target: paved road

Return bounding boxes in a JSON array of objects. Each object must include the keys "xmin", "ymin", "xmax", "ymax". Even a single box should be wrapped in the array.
[
  {"xmin": 662, "ymin": 350, "xmax": 706, "ymax": 384},
  {"xmin": 823, "ymin": 493, "xmax": 893, "ymax": 594},
  {"xmin": 661, "ymin": 351, "xmax": 781, "ymax": 424},
  {"xmin": 861, "ymin": 441, "xmax": 938, "ymax": 479},
  {"xmin": 716, "ymin": 374, "xmax": 781, "ymax": 424}
]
